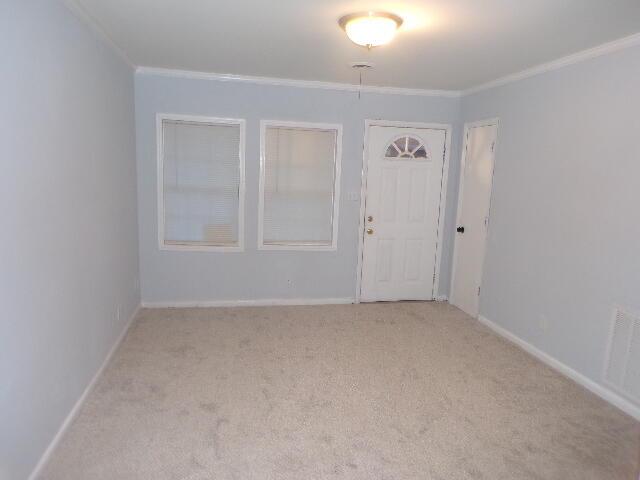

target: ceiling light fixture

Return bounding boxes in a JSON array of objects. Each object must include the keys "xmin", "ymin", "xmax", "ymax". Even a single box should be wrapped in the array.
[{"xmin": 339, "ymin": 12, "xmax": 403, "ymax": 49}]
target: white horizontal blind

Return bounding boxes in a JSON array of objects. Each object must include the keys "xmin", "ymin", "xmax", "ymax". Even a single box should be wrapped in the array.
[
  {"xmin": 162, "ymin": 119, "xmax": 241, "ymax": 246},
  {"xmin": 262, "ymin": 126, "xmax": 338, "ymax": 246}
]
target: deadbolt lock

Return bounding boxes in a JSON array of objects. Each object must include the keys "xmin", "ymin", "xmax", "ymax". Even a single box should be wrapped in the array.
[{"xmin": 367, "ymin": 215, "xmax": 373, "ymax": 222}]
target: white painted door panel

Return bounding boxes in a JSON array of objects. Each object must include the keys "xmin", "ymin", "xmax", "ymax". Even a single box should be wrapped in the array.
[
  {"xmin": 360, "ymin": 126, "xmax": 446, "ymax": 302},
  {"xmin": 451, "ymin": 123, "xmax": 498, "ymax": 316}
]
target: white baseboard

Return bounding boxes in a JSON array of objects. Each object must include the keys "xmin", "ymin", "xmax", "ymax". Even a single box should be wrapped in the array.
[
  {"xmin": 141, "ymin": 297, "xmax": 356, "ymax": 308},
  {"xmin": 435, "ymin": 295, "xmax": 449, "ymax": 302},
  {"xmin": 478, "ymin": 315, "xmax": 640, "ymax": 421},
  {"xmin": 28, "ymin": 304, "xmax": 141, "ymax": 480}
]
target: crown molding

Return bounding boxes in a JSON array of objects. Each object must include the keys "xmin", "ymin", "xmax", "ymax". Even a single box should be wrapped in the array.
[
  {"xmin": 135, "ymin": 66, "xmax": 462, "ymax": 98},
  {"xmin": 137, "ymin": 27, "xmax": 640, "ymax": 100},
  {"xmin": 58, "ymin": 2, "xmax": 640, "ymax": 99},
  {"xmin": 463, "ymin": 32, "xmax": 640, "ymax": 96},
  {"xmin": 62, "ymin": 0, "xmax": 134, "ymax": 69}
]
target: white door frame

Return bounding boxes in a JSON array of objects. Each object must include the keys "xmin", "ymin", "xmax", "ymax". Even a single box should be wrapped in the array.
[
  {"xmin": 355, "ymin": 119, "xmax": 453, "ymax": 303},
  {"xmin": 449, "ymin": 118, "xmax": 500, "ymax": 313}
]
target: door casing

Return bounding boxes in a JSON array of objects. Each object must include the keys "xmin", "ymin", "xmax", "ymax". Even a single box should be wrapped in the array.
[
  {"xmin": 355, "ymin": 119, "xmax": 452, "ymax": 303},
  {"xmin": 449, "ymin": 118, "xmax": 500, "ymax": 317}
]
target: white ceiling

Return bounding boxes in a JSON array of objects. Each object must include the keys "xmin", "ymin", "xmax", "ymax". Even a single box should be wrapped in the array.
[{"xmin": 71, "ymin": 0, "xmax": 640, "ymax": 91}]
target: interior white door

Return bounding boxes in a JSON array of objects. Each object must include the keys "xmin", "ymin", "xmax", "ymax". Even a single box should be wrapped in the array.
[
  {"xmin": 360, "ymin": 125, "xmax": 447, "ymax": 302},
  {"xmin": 451, "ymin": 122, "xmax": 498, "ymax": 317}
]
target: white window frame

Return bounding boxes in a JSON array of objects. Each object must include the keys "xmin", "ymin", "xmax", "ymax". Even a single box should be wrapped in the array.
[
  {"xmin": 156, "ymin": 113, "xmax": 246, "ymax": 252},
  {"xmin": 258, "ymin": 120, "xmax": 342, "ymax": 251}
]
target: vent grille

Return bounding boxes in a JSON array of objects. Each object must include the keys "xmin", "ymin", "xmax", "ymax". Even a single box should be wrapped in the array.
[{"xmin": 605, "ymin": 306, "xmax": 640, "ymax": 402}]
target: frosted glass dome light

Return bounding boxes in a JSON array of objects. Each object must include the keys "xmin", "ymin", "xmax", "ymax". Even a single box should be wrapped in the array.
[{"xmin": 339, "ymin": 12, "xmax": 403, "ymax": 48}]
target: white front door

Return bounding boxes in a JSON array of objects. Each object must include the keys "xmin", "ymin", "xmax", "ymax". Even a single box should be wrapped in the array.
[
  {"xmin": 360, "ymin": 125, "xmax": 447, "ymax": 302},
  {"xmin": 450, "ymin": 121, "xmax": 498, "ymax": 317}
]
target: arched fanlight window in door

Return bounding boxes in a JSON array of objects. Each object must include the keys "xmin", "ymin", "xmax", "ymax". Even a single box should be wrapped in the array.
[{"xmin": 385, "ymin": 135, "xmax": 430, "ymax": 160}]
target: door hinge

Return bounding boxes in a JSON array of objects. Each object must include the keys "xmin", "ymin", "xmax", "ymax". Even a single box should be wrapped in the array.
[
  {"xmin": 433, "ymin": 273, "xmax": 436, "ymax": 282},
  {"xmin": 490, "ymin": 141, "xmax": 495, "ymax": 153},
  {"xmin": 477, "ymin": 286, "xmax": 481, "ymax": 296}
]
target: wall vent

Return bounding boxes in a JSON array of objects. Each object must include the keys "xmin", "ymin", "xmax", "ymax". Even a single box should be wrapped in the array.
[{"xmin": 604, "ymin": 306, "xmax": 640, "ymax": 403}]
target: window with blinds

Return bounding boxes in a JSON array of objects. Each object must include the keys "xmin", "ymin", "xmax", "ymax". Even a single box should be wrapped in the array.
[
  {"xmin": 259, "ymin": 122, "xmax": 342, "ymax": 250},
  {"xmin": 158, "ymin": 115, "xmax": 244, "ymax": 250}
]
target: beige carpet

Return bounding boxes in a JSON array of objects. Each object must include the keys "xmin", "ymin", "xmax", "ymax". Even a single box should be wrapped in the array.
[{"xmin": 40, "ymin": 302, "xmax": 640, "ymax": 480}]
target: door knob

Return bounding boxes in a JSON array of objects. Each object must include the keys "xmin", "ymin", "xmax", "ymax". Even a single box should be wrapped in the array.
[
  {"xmin": 366, "ymin": 228, "xmax": 374, "ymax": 235},
  {"xmin": 457, "ymin": 226, "xmax": 465, "ymax": 233}
]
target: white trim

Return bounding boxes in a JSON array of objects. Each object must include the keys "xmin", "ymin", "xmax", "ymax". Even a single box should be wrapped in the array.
[
  {"xmin": 362, "ymin": 120, "xmax": 454, "ymax": 130},
  {"xmin": 63, "ymin": 13, "xmax": 640, "ymax": 99},
  {"xmin": 459, "ymin": 118, "xmax": 501, "ymax": 129},
  {"xmin": 432, "ymin": 124, "xmax": 452, "ymax": 300},
  {"xmin": 136, "ymin": 67, "xmax": 461, "ymax": 98},
  {"xmin": 449, "ymin": 118, "xmax": 500, "ymax": 314},
  {"xmin": 355, "ymin": 120, "xmax": 453, "ymax": 303},
  {"xmin": 156, "ymin": 114, "xmax": 246, "ymax": 252},
  {"xmin": 141, "ymin": 298, "xmax": 356, "ymax": 308},
  {"xmin": 478, "ymin": 315, "xmax": 640, "ymax": 422},
  {"xmin": 354, "ymin": 121, "xmax": 371, "ymax": 303},
  {"xmin": 257, "ymin": 120, "xmax": 342, "ymax": 251},
  {"xmin": 137, "ymin": 31, "xmax": 640, "ymax": 98},
  {"xmin": 62, "ymin": 0, "xmax": 134, "ymax": 68},
  {"xmin": 28, "ymin": 304, "xmax": 141, "ymax": 480},
  {"xmin": 464, "ymin": 32, "xmax": 640, "ymax": 96}
]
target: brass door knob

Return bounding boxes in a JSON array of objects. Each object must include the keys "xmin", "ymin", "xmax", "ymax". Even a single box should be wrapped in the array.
[{"xmin": 366, "ymin": 228, "xmax": 374, "ymax": 235}]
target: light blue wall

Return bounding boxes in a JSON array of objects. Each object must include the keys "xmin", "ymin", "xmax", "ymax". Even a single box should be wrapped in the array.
[
  {"xmin": 0, "ymin": 1, "xmax": 139, "ymax": 478},
  {"xmin": 136, "ymin": 74, "xmax": 462, "ymax": 303},
  {"xmin": 462, "ymin": 45, "xmax": 640, "ymax": 405},
  {"xmin": 2, "ymin": 4, "xmax": 638, "ymax": 478}
]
